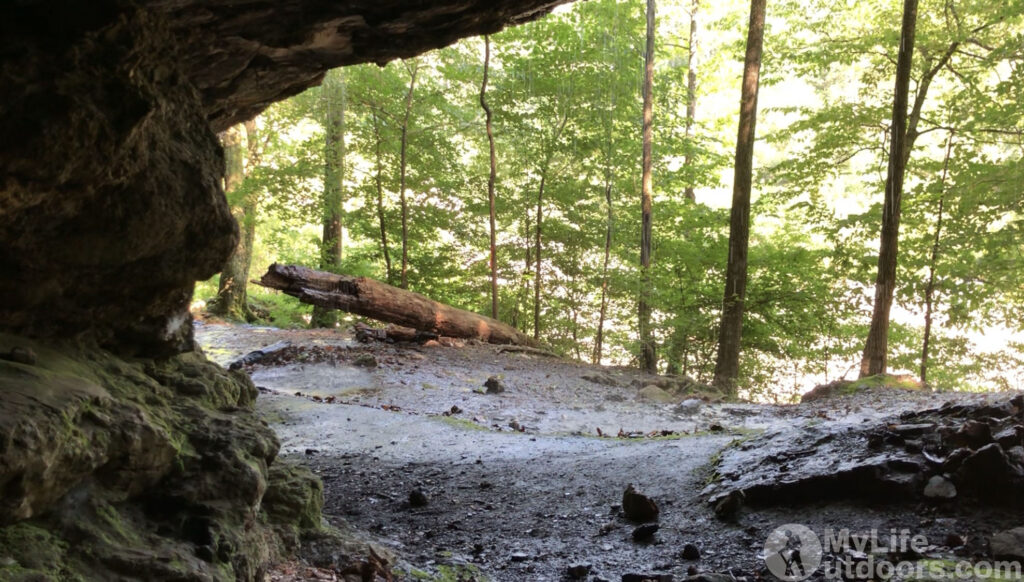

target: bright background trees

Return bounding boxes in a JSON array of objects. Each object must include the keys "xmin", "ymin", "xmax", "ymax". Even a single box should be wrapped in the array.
[{"xmin": 195, "ymin": 0, "xmax": 1024, "ymax": 401}]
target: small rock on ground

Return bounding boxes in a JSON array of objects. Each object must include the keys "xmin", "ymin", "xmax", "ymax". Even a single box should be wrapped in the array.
[
  {"xmin": 991, "ymin": 526, "xmax": 1024, "ymax": 560},
  {"xmin": 408, "ymin": 489, "xmax": 429, "ymax": 507},
  {"xmin": 566, "ymin": 563, "xmax": 592, "ymax": 578},
  {"xmin": 681, "ymin": 543, "xmax": 701, "ymax": 560},
  {"xmin": 923, "ymin": 475, "xmax": 957, "ymax": 499},
  {"xmin": 484, "ymin": 376, "xmax": 506, "ymax": 394},
  {"xmin": 638, "ymin": 385, "xmax": 675, "ymax": 403},
  {"xmin": 632, "ymin": 524, "xmax": 659, "ymax": 542},
  {"xmin": 352, "ymin": 354, "xmax": 378, "ymax": 368},
  {"xmin": 623, "ymin": 484, "xmax": 659, "ymax": 522}
]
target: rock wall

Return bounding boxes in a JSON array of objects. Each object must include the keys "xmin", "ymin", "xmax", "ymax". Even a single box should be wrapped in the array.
[
  {"xmin": 1, "ymin": 6, "xmax": 233, "ymax": 355},
  {"xmin": 0, "ymin": 334, "xmax": 287, "ymax": 580}
]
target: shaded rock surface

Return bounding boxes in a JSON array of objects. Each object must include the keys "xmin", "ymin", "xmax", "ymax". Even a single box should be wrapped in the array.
[
  {"xmin": 704, "ymin": 394, "xmax": 1024, "ymax": 508},
  {"xmin": 991, "ymin": 526, "xmax": 1024, "ymax": 560}
]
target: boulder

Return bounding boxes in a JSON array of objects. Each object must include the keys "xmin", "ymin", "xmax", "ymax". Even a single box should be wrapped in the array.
[
  {"xmin": 638, "ymin": 385, "xmax": 675, "ymax": 404},
  {"xmin": 991, "ymin": 527, "xmax": 1024, "ymax": 560}
]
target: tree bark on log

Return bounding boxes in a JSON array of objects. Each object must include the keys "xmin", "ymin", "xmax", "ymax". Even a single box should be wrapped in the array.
[{"xmin": 258, "ymin": 264, "xmax": 540, "ymax": 347}]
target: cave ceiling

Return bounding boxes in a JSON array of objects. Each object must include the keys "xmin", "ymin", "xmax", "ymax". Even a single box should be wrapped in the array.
[{"xmin": 158, "ymin": 0, "xmax": 575, "ymax": 131}]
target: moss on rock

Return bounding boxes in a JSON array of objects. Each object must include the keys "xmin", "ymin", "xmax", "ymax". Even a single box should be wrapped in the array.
[
  {"xmin": 0, "ymin": 333, "xmax": 311, "ymax": 580},
  {"xmin": 801, "ymin": 374, "xmax": 925, "ymax": 402}
]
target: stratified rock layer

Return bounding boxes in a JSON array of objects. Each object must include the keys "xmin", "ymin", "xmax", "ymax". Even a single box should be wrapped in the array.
[
  {"xmin": 704, "ymin": 394, "xmax": 1024, "ymax": 510},
  {"xmin": 164, "ymin": 0, "xmax": 573, "ymax": 131}
]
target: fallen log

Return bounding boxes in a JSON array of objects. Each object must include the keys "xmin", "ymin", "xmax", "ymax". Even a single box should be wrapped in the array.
[
  {"xmin": 353, "ymin": 322, "xmax": 438, "ymax": 344},
  {"xmin": 227, "ymin": 340, "xmax": 292, "ymax": 370},
  {"xmin": 257, "ymin": 264, "xmax": 540, "ymax": 347}
]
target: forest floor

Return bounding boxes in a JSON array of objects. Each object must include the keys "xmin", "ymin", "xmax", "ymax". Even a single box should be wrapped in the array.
[{"xmin": 196, "ymin": 321, "xmax": 1022, "ymax": 582}]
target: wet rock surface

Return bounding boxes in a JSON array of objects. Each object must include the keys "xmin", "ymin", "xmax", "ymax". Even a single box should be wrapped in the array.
[{"xmin": 198, "ymin": 323, "xmax": 1024, "ymax": 581}]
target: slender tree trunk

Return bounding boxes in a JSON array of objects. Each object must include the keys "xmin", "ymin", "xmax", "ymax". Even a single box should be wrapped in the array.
[
  {"xmin": 312, "ymin": 71, "xmax": 347, "ymax": 328},
  {"xmin": 712, "ymin": 0, "xmax": 766, "ymax": 392},
  {"xmin": 593, "ymin": 171, "xmax": 614, "ymax": 364},
  {"xmin": 212, "ymin": 123, "xmax": 256, "ymax": 321},
  {"xmin": 399, "ymin": 60, "xmax": 419, "ymax": 290},
  {"xmin": 571, "ymin": 299, "xmax": 581, "ymax": 361},
  {"xmin": 859, "ymin": 0, "xmax": 919, "ymax": 377},
  {"xmin": 481, "ymin": 35, "xmax": 500, "ymax": 320},
  {"xmin": 682, "ymin": 0, "xmax": 699, "ymax": 202},
  {"xmin": 666, "ymin": 2, "xmax": 699, "ymax": 370},
  {"xmin": 372, "ymin": 112, "xmax": 393, "ymax": 285},
  {"xmin": 638, "ymin": 0, "xmax": 657, "ymax": 373},
  {"xmin": 533, "ymin": 172, "xmax": 546, "ymax": 341},
  {"xmin": 594, "ymin": 28, "xmax": 619, "ymax": 365},
  {"xmin": 514, "ymin": 212, "xmax": 533, "ymax": 331},
  {"xmin": 921, "ymin": 132, "xmax": 954, "ymax": 384},
  {"xmin": 238, "ymin": 119, "xmax": 260, "ymax": 301},
  {"xmin": 665, "ymin": 293, "xmax": 688, "ymax": 376}
]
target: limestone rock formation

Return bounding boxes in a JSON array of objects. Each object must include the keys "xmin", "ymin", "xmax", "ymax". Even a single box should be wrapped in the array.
[
  {"xmin": 0, "ymin": 334, "xmax": 281, "ymax": 579},
  {"xmin": 703, "ymin": 395, "xmax": 1024, "ymax": 510}
]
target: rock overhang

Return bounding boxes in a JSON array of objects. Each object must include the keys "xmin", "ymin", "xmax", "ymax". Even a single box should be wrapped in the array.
[{"xmin": 0, "ymin": 0, "xmax": 573, "ymax": 352}]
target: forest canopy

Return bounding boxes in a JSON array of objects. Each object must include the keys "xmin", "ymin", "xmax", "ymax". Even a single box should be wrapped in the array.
[{"xmin": 197, "ymin": 0, "xmax": 1024, "ymax": 401}]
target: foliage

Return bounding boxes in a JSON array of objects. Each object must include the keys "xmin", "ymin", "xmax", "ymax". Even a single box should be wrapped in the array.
[{"xmin": 195, "ymin": 0, "xmax": 1024, "ymax": 399}]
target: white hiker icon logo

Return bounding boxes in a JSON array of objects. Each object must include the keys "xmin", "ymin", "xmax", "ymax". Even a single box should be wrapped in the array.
[{"xmin": 764, "ymin": 524, "xmax": 822, "ymax": 581}]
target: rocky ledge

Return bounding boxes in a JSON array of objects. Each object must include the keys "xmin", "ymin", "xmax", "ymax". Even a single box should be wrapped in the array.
[
  {"xmin": 0, "ymin": 0, "xmax": 569, "ymax": 353},
  {"xmin": 705, "ymin": 393, "xmax": 1024, "ymax": 513}
]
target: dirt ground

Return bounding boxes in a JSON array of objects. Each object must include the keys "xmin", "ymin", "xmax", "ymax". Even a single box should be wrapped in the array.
[{"xmin": 196, "ymin": 321, "xmax": 1021, "ymax": 582}]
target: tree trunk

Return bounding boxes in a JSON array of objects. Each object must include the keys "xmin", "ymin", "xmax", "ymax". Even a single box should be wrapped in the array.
[
  {"xmin": 712, "ymin": 0, "xmax": 766, "ymax": 392},
  {"xmin": 859, "ymin": 0, "xmax": 919, "ymax": 377},
  {"xmin": 259, "ymin": 264, "xmax": 540, "ymax": 347},
  {"xmin": 399, "ymin": 60, "xmax": 419, "ymax": 290},
  {"xmin": 513, "ymin": 212, "xmax": 533, "ymax": 331},
  {"xmin": 920, "ymin": 131, "xmax": 953, "ymax": 385},
  {"xmin": 481, "ymin": 35, "xmax": 500, "ymax": 320},
  {"xmin": 593, "ymin": 169, "xmax": 614, "ymax": 364},
  {"xmin": 312, "ymin": 70, "xmax": 347, "ymax": 328},
  {"xmin": 533, "ymin": 172, "xmax": 546, "ymax": 341},
  {"xmin": 212, "ymin": 123, "xmax": 257, "ymax": 321},
  {"xmin": 638, "ymin": 0, "xmax": 657, "ymax": 373},
  {"xmin": 372, "ymin": 112, "xmax": 394, "ymax": 285},
  {"xmin": 594, "ymin": 17, "xmax": 620, "ymax": 365},
  {"xmin": 682, "ymin": 0, "xmax": 699, "ymax": 202}
]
